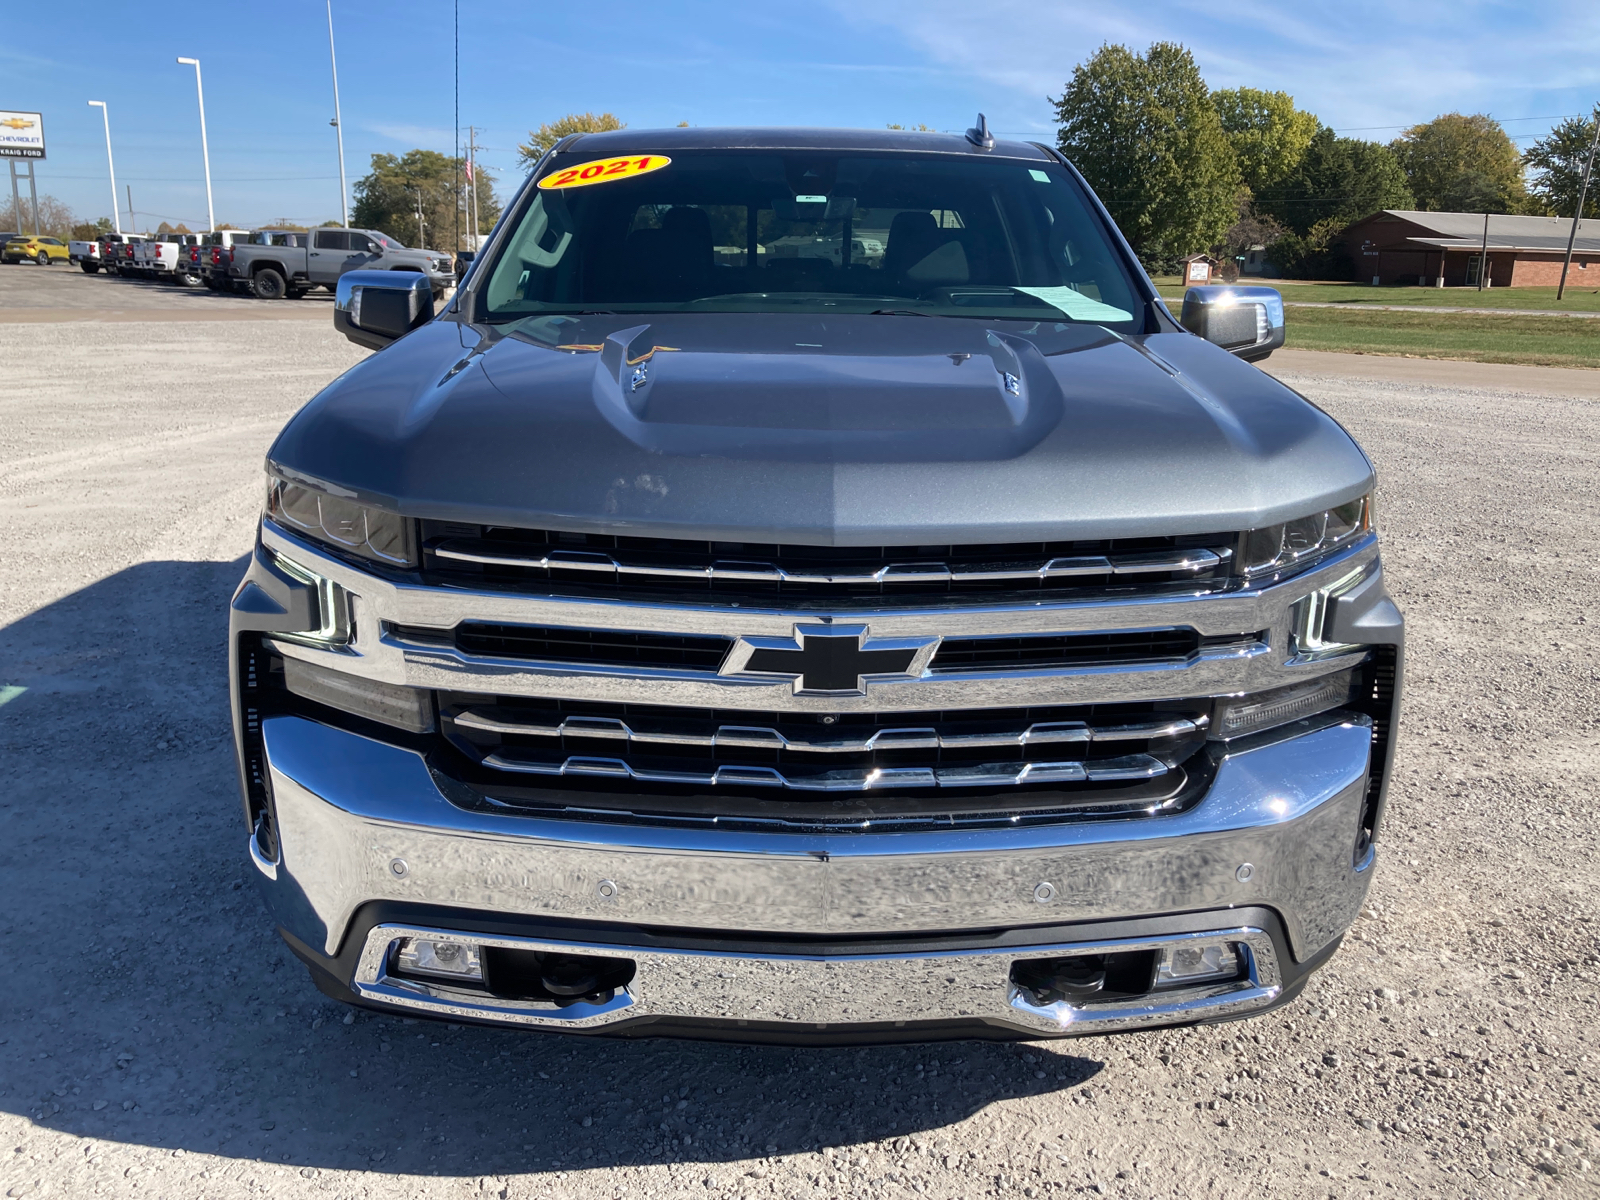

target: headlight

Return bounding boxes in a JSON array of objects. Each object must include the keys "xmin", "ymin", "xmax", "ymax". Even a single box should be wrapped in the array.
[
  {"xmin": 1241, "ymin": 495, "xmax": 1371, "ymax": 579},
  {"xmin": 265, "ymin": 471, "xmax": 417, "ymax": 568}
]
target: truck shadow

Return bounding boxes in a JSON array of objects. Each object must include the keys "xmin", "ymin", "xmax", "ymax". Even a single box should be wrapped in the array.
[{"xmin": 0, "ymin": 560, "xmax": 1101, "ymax": 1179}]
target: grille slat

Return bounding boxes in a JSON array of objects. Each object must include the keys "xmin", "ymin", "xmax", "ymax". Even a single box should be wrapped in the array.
[
  {"xmin": 421, "ymin": 522, "xmax": 1238, "ymax": 602},
  {"xmin": 451, "ymin": 709, "xmax": 1202, "ymax": 752},
  {"xmin": 478, "ymin": 751, "xmax": 1168, "ymax": 791}
]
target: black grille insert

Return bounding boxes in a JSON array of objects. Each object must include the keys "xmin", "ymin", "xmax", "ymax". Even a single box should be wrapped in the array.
[
  {"xmin": 441, "ymin": 622, "xmax": 731, "ymax": 670},
  {"xmin": 395, "ymin": 622, "xmax": 1221, "ymax": 674}
]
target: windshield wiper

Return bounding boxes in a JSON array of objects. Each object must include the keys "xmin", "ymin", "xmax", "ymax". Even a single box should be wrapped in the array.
[{"xmin": 870, "ymin": 308, "xmax": 962, "ymax": 317}]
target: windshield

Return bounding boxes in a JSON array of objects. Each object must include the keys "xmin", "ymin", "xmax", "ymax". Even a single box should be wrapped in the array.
[{"xmin": 478, "ymin": 150, "xmax": 1144, "ymax": 328}]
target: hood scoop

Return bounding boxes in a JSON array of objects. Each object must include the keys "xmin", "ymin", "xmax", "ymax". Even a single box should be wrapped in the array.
[{"xmin": 588, "ymin": 322, "xmax": 1061, "ymax": 462}]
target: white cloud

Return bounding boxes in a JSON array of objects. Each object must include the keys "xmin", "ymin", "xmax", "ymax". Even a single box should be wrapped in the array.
[
  {"xmin": 366, "ymin": 122, "xmax": 458, "ymax": 148},
  {"xmin": 826, "ymin": 0, "xmax": 1600, "ymax": 135}
]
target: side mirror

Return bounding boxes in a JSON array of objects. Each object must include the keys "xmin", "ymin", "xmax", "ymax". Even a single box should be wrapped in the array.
[
  {"xmin": 334, "ymin": 269, "xmax": 434, "ymax": 351},
  {"xmin": 1179, "ymin": 286, "xmax": 1285, "ymax": 362}
]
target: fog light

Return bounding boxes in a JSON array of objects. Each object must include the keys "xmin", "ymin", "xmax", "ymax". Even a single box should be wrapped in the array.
[
  {"xmin": 1155, "ymin": 941, "xmax": 1241, "ymax": 986},
  {"xmin": 395, "ymin": 938, "xmax": 483, "ymax": 981}
]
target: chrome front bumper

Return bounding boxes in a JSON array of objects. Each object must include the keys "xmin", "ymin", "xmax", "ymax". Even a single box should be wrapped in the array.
[{"xmin": 252, "ymin": 712, "xmax": 1374, "ymax": 1036}]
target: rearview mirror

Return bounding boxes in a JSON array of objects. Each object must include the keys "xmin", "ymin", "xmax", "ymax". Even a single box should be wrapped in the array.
[
  {"xmin": 334, "ymin": 269, "xmax": 434, "ymax": 351},
  {"xmin": 1179, "ymin": 286, "xmax": 1285, "ymax": 362}
]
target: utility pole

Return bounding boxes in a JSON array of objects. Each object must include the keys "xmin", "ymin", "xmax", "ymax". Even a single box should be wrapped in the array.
[
  {"xmin": 414, "ymin": 188, "xmax": 425, "ymax": 247},
  {"xmin": 1557, "ymin": 109, "xmax": 1600, "ymax": 301},
  {"xmin": 88, "ymin": 101, "xmax": 120, "ymax": 236},
  {"xmin": 327, "ymin": 0, "xmax": 349, "ymax": 227},
  {"xmin": 126, "ymin": 184, "xmax": 136, "ymax": 235},
  {"xmin": 1477, "ymin": 212, "xmax": 1489, "ymax": 291},
  {"xmin": 176, "ymin": 58, "xmax": 215, "ymax": 232},
  {"xmin": 469, "ymin": 125, "xmax": 481, "ymax": 248}
]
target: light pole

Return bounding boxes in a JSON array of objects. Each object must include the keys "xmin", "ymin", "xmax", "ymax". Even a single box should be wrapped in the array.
[
  {"xmin": 176, "ymin": 57, "xmax": 215, "ymax": 232},
  {"xmin": 87, "ymin": 101, "xmax": 120, "ymax": 236},
  {"xmin": 327, "ymin": 0, "xmax": 349, "ymax": 227}
]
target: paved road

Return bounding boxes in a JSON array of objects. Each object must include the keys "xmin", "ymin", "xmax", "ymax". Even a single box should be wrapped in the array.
[{"xmin": 1, "ymin": 310, "xmax": 1597, "ymax": 1200}]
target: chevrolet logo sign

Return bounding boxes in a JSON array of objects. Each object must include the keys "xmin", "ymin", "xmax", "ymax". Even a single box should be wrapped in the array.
[
  {"xmin": 719, "ymin": 623, "xmax": 939, "ymax": 696},
  {"xmin": 0, "ymin": 119, "xmax": 34, "ymax": 130}
]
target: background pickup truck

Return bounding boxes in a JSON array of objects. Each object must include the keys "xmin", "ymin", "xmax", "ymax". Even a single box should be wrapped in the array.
[
  {"xmin": 228, "ymin": 227, "xmax": 456, "ymax": 300},
  {"xmin": 133, "ymin": 233, "xmax": 204, "ymax": 284},
  {"xmin": 69, "ymin": 238, "xmax": 103, "ymax": 271},
  {"xmin": 195, "ymin": 229, "xmax": 256, "ymax": 290}
]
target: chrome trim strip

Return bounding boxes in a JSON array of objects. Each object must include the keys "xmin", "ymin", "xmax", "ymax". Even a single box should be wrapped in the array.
[
  {"xmin": 247, "ymin": 830, "xmax": 278, "ymax": 880},
  {"xmin": 431, "ymin": 543, "xmax": 1228, "ymax": 585},
  {"xmin": 348, "ymin": 922, "xmax": 1279, "ymax": 1035},
  {"xmin": 258, "ymin": 713, "xmax": 1375, "ymax": 955},
  {"xmin": 450, "ymin": 711, "xmax": 1203, "ymax": 753},
  {"xmin": 476, "ymin": 751, "xmax": 1166, "ymax": 790}
]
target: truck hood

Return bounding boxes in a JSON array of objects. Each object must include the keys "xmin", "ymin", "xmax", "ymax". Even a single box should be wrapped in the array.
[{"xmin": 268, "ymin": 313, "xmax": 1373, "ymax": 544}]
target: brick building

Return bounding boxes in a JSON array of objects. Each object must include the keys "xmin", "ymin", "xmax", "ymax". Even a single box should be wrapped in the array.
[{"xmin": 1339, "ymin": 210, "xmax": 1600, "ymax": 287}]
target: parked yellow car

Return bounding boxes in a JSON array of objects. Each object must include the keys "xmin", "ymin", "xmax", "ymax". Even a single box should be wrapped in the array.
[{"xmin": 2, "ymin": 235, "xmax": 69, "ymax": 265}]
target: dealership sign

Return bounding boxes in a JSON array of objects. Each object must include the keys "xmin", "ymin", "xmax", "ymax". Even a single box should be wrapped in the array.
[{"xmin": 0, "ymin": 111, "xmax": 46, "ymax": 159}]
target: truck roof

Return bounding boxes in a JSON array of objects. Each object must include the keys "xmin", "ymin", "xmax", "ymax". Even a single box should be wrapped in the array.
[{"xmin": 557, "ymin": 125, "xmax": 1054, "ymax": 161}]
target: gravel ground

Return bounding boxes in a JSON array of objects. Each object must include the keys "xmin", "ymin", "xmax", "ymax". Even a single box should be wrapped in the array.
[
  {"xmin": 0, "ymin": 255, "xmax": 330, "ymax": 319},
  {"xmin": 1, "ymin": 310, "xmax": 1598, "ymax": 1200}
]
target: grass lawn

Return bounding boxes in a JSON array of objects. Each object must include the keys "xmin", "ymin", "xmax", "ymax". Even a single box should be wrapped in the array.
[
  {"xmin": 1150, "ymin": 276, "xmax": 1600, "ymax": 312},
  {"xmin": 1281, "ymin": 305, "xmax": 1600, "ymax": 369}
]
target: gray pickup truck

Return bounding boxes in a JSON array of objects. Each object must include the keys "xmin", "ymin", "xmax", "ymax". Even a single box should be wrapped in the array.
[
  {"xmin": 230, "ymin": 123, "xmax": 1402, "ymax": 1044},
  {"xmin": 228, "ymin": 226, "xmax": 455, "ymax": 300}
]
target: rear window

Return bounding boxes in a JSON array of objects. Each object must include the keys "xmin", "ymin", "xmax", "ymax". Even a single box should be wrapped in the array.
[{"xmin": 479, "ymin": 149, "xmax": 1144, "ymax": 329}]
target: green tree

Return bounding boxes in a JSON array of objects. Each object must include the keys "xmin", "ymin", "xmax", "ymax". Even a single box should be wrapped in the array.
[
  {"xmin": 1525, "ymin": 110, "xmax": 1600, "ymax": 218},
  {"xmin": 1256, "ymin": 127, "xmax": 1412, "ymax": 235},
  {"xmin": 1052, "ymin": 42, "xmax": 1240, "ymax": 262},
  {"xmin": 351, "ymin": 149, "xmax": 502, "ymax": 250},
  {"xmin": 886, "ymin": 123, "xmax": 935, "ymax": 132},
  {"xmin": 1212, "ymin": 87, "xmax": 1320, "ymax": 194},
  {"xmin": 516, "ymin": 112, "xmax": 626, "ymax": 167},
  {"xmin": 1390, "ymin": 113, "xmax": 1526, "ymax": 212}
]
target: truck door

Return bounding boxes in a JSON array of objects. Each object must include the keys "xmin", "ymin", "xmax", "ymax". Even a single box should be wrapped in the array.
[{"xmin": 308, "ymin": 230, "xmax": 350, "ymax": 284}]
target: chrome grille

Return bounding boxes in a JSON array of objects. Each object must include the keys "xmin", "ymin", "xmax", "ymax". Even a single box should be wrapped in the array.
[
  {"xmin": 419, "ymin": 522, "xmax": 1239, "ymax": 601},
  {"xmin": 439, "ymin": 694, "xmax": 1209, "ymax": 800}
]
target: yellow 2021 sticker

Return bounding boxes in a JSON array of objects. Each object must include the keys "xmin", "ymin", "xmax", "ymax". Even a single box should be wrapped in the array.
[{"xmin": 537, "ymin": 154, "xmax": 671, "ymax": 191}]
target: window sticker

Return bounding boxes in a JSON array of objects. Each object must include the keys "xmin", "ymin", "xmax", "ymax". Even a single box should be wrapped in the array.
[
  {"xmin": 1028, "ymin": 169, "xmax": 1050, "ymax": 183},
  {"xmin": 1013, "ymin": 286, "xmax": 1132, "ymax": 322},
  {"xmin": 536, "ymin": 154, "xmax": 672, "ymax": 191}
]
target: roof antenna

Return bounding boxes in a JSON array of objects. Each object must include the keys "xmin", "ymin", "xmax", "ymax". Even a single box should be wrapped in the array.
[{"xmin": 965, "ymin": 112, "xmax": 995, "ymax": 149}]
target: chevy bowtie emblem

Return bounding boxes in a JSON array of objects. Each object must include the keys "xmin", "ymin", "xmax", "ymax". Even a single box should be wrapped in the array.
[{"xmin": 719, "ymin": 624, "xmax": 940, "ymax": 696}]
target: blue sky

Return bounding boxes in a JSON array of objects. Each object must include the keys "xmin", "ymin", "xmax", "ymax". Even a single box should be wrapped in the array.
[{"xmin": 8, "ymin": 0, "xmax": 1599, "ymax": 234}]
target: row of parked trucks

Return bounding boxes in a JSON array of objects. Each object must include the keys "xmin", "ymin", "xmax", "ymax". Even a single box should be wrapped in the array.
[{"xmin": 65, "ymin": 229, "xmax": 456, "ymax": 299}]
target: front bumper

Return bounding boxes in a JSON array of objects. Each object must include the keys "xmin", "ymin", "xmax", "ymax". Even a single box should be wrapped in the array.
[{"xmin": 250, "ymin": 710, "xmax": 1375, "ymax": 1039}]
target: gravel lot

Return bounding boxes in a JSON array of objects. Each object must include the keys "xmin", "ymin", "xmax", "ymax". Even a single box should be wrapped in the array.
[{"xmin": 2, "ymin": 293, "xmax": 1598, "ymax": 1199}]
